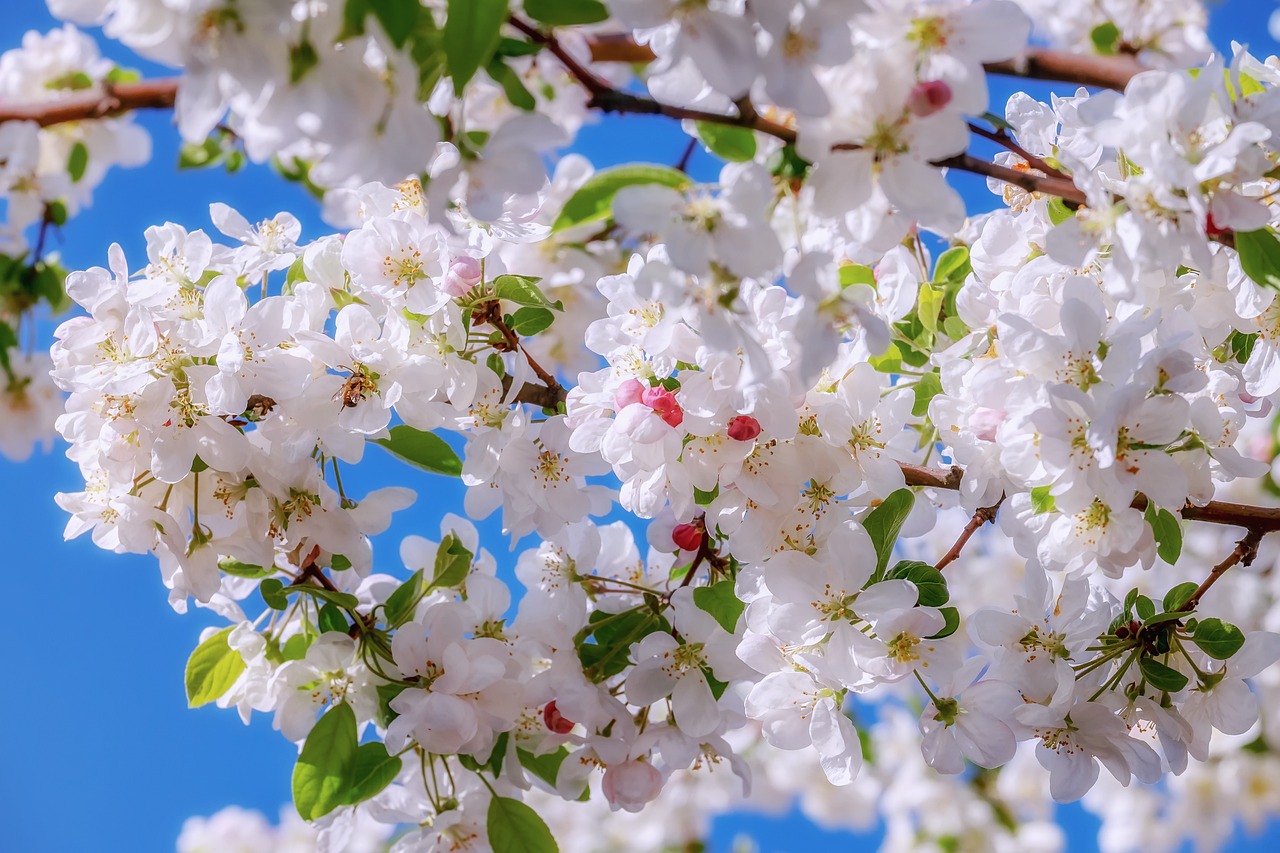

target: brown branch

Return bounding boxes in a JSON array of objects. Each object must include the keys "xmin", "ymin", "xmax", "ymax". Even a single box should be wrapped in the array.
[
  {"xmin": 901, "ymin": 461, "xmax": 1280, "ymax": 535},
  {"xmin": 967, "ymin": 121, "xmax": 1067, "ymax": 180},
  {"xmin": 1180, "ymin": 530, "xmax": 1263, "ymax": 612},
  {"xmin": 0, "ymin": 77, "xmax": 180, "ymax": 127},
  {"xmin": 932, "ymin": 153, "xmax": 1088, "ymax": 206},
  {"xmin": 984, "ymin": 49, "xmax": 1145, "ymax": 92},
  {"xmin": 935, "ymin": 499, "xmax": 1003, "ymax": 572}
]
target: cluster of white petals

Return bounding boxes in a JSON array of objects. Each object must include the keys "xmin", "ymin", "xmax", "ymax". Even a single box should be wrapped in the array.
[{"xmin": 8, "ymin": 0, "xmax": 1280, "ymax": 851}]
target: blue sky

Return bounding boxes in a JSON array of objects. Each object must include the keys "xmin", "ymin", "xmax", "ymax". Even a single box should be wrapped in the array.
[{"xmin": 2, "ymin": 2, "xmax": 1280, "ymax": 851}]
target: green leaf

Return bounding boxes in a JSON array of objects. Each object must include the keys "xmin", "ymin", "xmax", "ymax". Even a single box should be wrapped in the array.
[
  {"xmin": 693, "ymin": 122, "xmax": 757, "ymax": 163},
  {"xmin": 297, "ymin": 586, "xmax": 361, "ymax": 611},
  {"xmin": 494, "ymin": 274, "xmax": 562, "ymax": 310},
  {"xmin": 887, "ymin": 560, "xmax": 949, "ymax": 607},
  {"xmin": 1143, "ymin": 610, "xmax": 1186, "ymax": 628},
  {"xmin": 185, "ymin": 627, "xmax": 247, "ymax": 708},
  {"xmin": 433, "ymin": 532, "xmax": 474, "ymax": 589},
  {"xmin": 384, "ymin": 532, "xmax": 473, "ymax": 626},
  {"xmin": 373, "ymin": 425, "xmax": 463, "ymax": 476},
  {"xmin": 932, "ymin": 246, "xmax": 970, "ymax": 283},
  {"xmin": 444, "ymin": 0, "xmax": 509, "ymax": 94},
  {"xmin": 370, "ymin": 0, "xmax": 422, "ymax": 48},
  {"xmin": 45, "ymin": 200, "xmax": 68, "ymax": 227},
  {"xmin": 0, "ymin": 321, "xmax": 17, "ymax": 375},
  {"xmin": 1139, "ymin": 656, "xmax": 1189, "ymax": 693},
  {"xmin": 1163, "ymin": 581, "xmax": 1199, "ymax": 613},
  {"xmin": 318, "ymin": 602, "xmax": 349, "ymax": 633},
  {"xmin": 218, "ymin": 557, "xmax": 274, "ymax": 579},
  {"xmin": 864, "ymin": 489, "xmax": 914, "ymax": 584},
  {"xmin": 917, "ymin": 284, "xmax": 943, "ymax": 335},
  {"xmin": 289, "ymin": 39, "xmax": 319, "ymax": 83},
  {"xmin": 693, "ymin": 580, "xmax": 745, "ymax": 633},
  {"xmin": 487, "ymin": 58, "xmax": 536, "ymax": 110},
  {"xmin": 178, "ymin": 136, "xmax": 225, "ymax": 170},
  {"xmin": 45, "ymin": 70, "xmax": 94, "ymax": 91},
  {"xmin": 293, "ymin": 702, "xmax": 359, "ymax": 821},
  {"xmin": 67, "ymin": 142, "xmax": 89, "ymax": 183},
  {"xmin": 508, "ymin": 306, "xmax": 555, "ymax": 336},
  {"xmin": 376, "ymin": 682, "xmax": 407, "ymax": 726},
  {"xmin": 552, "ymin": 164, "xmax": 690, "ymax": 232},
  {"xmin": 1144, "ymin": 504, "xmax": 1183, "ymax": 565},
  {"xmin": 1090, "ymin": 21, "xmax": 1121, "ymax": 55},
  {"xmin": 928, "ymin": 606, "xmax": 960, "ymax": 639},
  {"xmin": 105, "ymin": 66, "xmax": 141, "ymax": 85},
  {"xmin": 1135, "ymin": 594, "xmax": 1155, "ymax": 622},
  {"xmin": 1235, "ymin": 228, "xmax": 1280, "ymax": 290},
  {"xmin": 1190, "ymin": 618, "xmax": 1246, "ymax": 660},
  {"xmin": 1047, "ymin": 197, "xmax": 1074, "ymax": 226},
  {"xmin": 280, "ymin": 633, "xmax": 312, "ymax": 662},
  {"xmin": 839, "ymin": 263, "xmax": 875, "ymax": 289},
  {"xmin": 343, "ymin": 742, "xmax": 402, "ymax": 805},
  {"xmin": 518, "ymin": 747, "xmax": 569, "ymax": 789},
  {"xmin": 693, "ymin": 484, "xmax": 719, "ymax": 506},
  {"xmin": 488, "ymin": 796, "xmax": 559, "ymax": 853},
  {"xmin": 912, "ymin": 371, "xmax": 942, "ymax": 418},
  {"xmin": 260, "ymin": 577, "xmax": 289, "ymax": 610},
  {"xmin": 523, "ymin": 0, "xmax": 608, "ymax": 26},
  {"xmin": 1030, "ymin": 485, "xmax": 1056, "ymax": 515},
  {"xmin": 338, "ymin": 0, "xmax": 370, "ymax": 39}
]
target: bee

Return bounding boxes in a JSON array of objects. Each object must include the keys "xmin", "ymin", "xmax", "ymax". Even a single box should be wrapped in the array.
[{"xmin": 334, "ymin": 366, "xmax": 374, "ymax": 409}]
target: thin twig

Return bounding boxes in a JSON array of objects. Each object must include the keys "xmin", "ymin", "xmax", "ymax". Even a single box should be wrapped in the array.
[
  {"xmin": 0, "ymin": 77, "xmax": 181, "ymax": 126},
  {"xmin": 1180, "ymin": 530, "xmax": 1263, "ymax": 612},
  {"xmin": 935, "ymin": 499, "xmax": 1003, "ymax": 571}
]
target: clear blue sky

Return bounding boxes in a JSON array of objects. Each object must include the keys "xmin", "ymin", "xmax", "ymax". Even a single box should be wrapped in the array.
[{"xmin": 2, "ymin": 2, "xmax": 1279, "ymax": 851}]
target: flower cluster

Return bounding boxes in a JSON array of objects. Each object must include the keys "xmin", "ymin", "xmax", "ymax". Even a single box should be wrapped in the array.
[{"xmin": 13, "ymin": 0, "xmax": 1280, "ymax": 852}]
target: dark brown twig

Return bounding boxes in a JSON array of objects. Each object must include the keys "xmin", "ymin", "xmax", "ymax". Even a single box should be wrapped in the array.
[
  {"xmin": 1180, "ymin": 531, "xmax": 1263, "ymax": 612},
  {"xmin": 935, "ymin": 499, "xmax": 1004, "ymax": 571}
]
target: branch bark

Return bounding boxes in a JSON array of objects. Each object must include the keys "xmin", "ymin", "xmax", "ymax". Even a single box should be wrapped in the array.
[
  {"xmin": 0, "ymin": 77, "xmax": 180, "ymax": 127},
  {"xmin": 900, "ymin": 461, "xmax": 1280, "ymax": 535}
]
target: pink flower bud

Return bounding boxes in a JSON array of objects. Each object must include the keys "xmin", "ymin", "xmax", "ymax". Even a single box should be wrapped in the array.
[
  {"xmin": 727, "ymin": 415, "xmax": 762, "ymax": 441},
  {"xmin": 443, "ymin": 256, "xmax": 483, "ymax": 297},
  {"xmin": 614, "ymin": 378, "xmax": 646, "ymax": 411},
  {"xmin": 602, "ymin": 760, "xmax": 663, "ymax": 813},
  {"xmin": 907, "ymin": 80, "xmax": 952, "ymax": 117},
  {"xmin": 672, "ymin": 522, "xmax": 703, "ymax": 552},
  {"xmin": 543, "ymin": 701, "xmax": 575, "ymax": 734},
  {"xmin": 640, "ymin": 386, "xmax": 684, "ymax": 427}
]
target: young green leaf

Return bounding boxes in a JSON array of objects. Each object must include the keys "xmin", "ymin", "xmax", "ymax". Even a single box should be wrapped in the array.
[
  {"xmin": 67, "ymin": 142, "xmax": 89, "ymax": 183},
  {"xmin": 444, "ymin": 0, "xmax": 509, "ymax": 94},
  {"xmin": 185, "ymin": 627, "xmax": 247, "ymax": 708},
  {"xmin": 1234, "ymin": 228, "xmax": 1280, "ymax": 290},
  {"xmin": 693, "ymin": 122, "xmax": 757, "ymax": 162},
  {"xmin": 293, "ymin": 702, "xmax": 359, "ymax": 820},
  {"xmin": 932, "ymin": 246, "xmax": 971, "ymax": 283},
  {"xmin": 927, "ymin": 606, "xmax": 961, "ymax": 639},
  {"xmin": 260, "ymin": 577, "xmax": 289, "ymax": 610},
  {"xmin": 488, "ymin": 795, "xmax": 559, "ymax": 853},
  {"xmin": 518, "ymin": 747, "xmax": 569, "ymax": 789},
  {"xmin": 864, "ymin": 489, "xmax": 914, "ymax": 583},
  {"xmin": 318, "ymin": 602, "xmax": 349, "ymax": 634},
  {"xmin": 373, "ymin": 425, "xmax": 463, "ymax": 476},
  {"xmin": 887, "ymin": 560, "xmax": 950, "ymax": 607},
  {"xmin": 1163, "ymin": 581, "xmax": 1199, "ymax": 612},
  {"xmin": 1144, "ymin": 504, "xmax": 1183, "ymax": 565},
  {"xmin": 342, "ymin": 742, "xmax": 402, "ymax": 805},
  {"xmin": 217, "ymin": 557, "xmax": 274, "ymax": 579},
  {"xmin": 523, "ymin": 0, "xmax": 608, "ymax": 26},
  {"xmin": 508, "ymin": 306, "xmax": 556, "ymax": 336},
  {"xmin": 1139, "ymin": 656, "xmax": 1189, "ymax": 693},
  {"xmin": 552, "ymin": 164, "xmax": 690, "ymax": 232},
  {"xmin": 1030, "ymin": 485, "xmax": 1056, "ymax": 515},
  {"xmin": 494, "ymin": 275, "xmax": 562, "ymax": 309},
  {"xmin": 1189, "ymin": 618, "xmax": 1246, "ymax": 660},
  {"xmin": 693, "ymin": 580, "xmax": 746, "ymax": 633}
]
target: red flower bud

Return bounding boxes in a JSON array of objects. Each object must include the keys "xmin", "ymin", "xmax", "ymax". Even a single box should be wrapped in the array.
[
  {"xmin": 641, "ymin": 386, "xmax": 684, "ymax": 427},
  {"xmin": 727, "ymin": 415, "xmax": 762, "ymax": 441},
  {"xmin": 907, "ymin": 80, "xmax": 952, "ymax": 117},
  {"xmin": 672, "ymin": 522, "xmax": 703, "ymax": 552},
  {"xmin": 543, "ymin": 701, "xmax": 574, "ymax": 734}
]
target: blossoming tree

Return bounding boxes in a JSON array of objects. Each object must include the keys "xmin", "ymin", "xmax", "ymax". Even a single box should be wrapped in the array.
[{"xmin": 6, "ymin": 0, "xmax": 1280, "ymax": 851}]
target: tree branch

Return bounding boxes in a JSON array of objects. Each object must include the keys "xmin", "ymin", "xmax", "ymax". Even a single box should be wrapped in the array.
[
  {"xmin": 1180, "ymin": 530, "xmax": 1263, "ymax": 612},
  {"xmin": 935, "ymin": 499, "xmax": 1003, "ymax": 571},
  {"xmin": 0, "ymin": 77, "xmax": 180, "ymax": 127},
  {"xmin": 587, "ymin": 37, "xmax": 1144, "ymax": 93},
  {"xmin": 900, "ymin": 461, "xmax": 1280, "ymax": 535}
]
